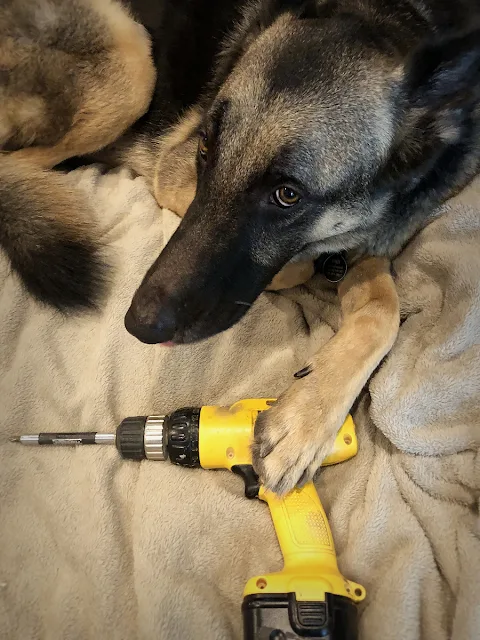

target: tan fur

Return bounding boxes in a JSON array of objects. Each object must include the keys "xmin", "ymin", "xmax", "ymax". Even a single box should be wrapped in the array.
[
  {"xmin": 0, "ymin": 155, "xmax": 97, "ymax": 235},
  {"xmin": 0, "ymin": 94, "xmax": 47, "ymax": 148},
  {"xmin": 0, "ymin": 0, "xmax": 156, "ymax": 309},
  {"xmin": 0, "ymin": 152, "xmax": 108, "ymax": 311},
  {"xmin": 253, "ymin": 256, "xmax": 400, "ymax": 494},
  {"xmin": 4, "ymin": 0, "xmax": 155, "ymax": 169},
  {"xmin": 95, "ymin": 134, "xmax": 159, "ymax": 190},
  {"xmin": 153, "ymin": 108, "xmax": 202, "ymax": 216},
  {"xmin": 266, "ymin": 260, "xmax": 315, "ymax": 290}
]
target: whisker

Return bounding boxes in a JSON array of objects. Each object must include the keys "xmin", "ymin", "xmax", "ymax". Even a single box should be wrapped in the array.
[{"xmin": 234, "ymin": 300, "xmax": 252, "ymax": 307}]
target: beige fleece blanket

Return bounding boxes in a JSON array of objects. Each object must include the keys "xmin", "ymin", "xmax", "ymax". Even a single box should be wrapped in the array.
[{"xmin": 0, "ymin": 165, "xmax": 479, "ymax": 640}]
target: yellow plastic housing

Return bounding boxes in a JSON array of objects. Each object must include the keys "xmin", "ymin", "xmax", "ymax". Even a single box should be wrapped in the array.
[
  {"xmin": 197, "ymin": 398, "xmax": 365, "ymax": 603},
  {"xmin": 198, "ymin": 399, "xmax": 357, "ymax": 470},
  {"xmin": 243, "ymin": 482, "xmax": 365, "ymax": 602}
]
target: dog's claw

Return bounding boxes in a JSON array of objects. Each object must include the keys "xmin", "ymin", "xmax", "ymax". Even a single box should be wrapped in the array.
[{"xmin": 297, "ymin": 468, "xmax": 312, "ymax": 488}]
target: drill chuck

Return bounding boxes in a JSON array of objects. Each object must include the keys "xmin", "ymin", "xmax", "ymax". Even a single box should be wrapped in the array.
[
  {"xmin": 116, "ymin": 416, "xmax": 167, "ymax": 460},
  {"xmin": 115, "ymin": 408, "xmax": 201, "ymax": 466}
]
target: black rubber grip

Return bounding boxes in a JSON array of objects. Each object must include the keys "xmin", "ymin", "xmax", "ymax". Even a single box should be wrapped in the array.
[
  {"xmin": 164, "ymin": 408, "xmax": 201, "ymax": 467},
  {"xmin": 116, "ymin": 417, "xmax": 146, "ymax": 460}
]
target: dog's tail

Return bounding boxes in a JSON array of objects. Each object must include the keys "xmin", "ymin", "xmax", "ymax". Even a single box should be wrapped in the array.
[{"xmin": 0, "ymin": 157, "xmax": 108, "ymax": 311}]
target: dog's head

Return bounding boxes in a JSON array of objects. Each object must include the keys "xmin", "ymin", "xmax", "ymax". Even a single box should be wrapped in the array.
[{"xmin": 126, "ymin": 4, "xmax": 480, "ymax": 344}]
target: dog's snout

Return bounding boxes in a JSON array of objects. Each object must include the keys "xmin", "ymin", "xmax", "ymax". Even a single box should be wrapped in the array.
[{"xmin": 124, "ymin": 301, "xmax": 177, "ymax": 345}]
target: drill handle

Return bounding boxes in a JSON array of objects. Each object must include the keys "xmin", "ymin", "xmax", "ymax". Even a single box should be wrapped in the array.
[
  {"xmin": 244, "ymin": 482, "xmax": 365, "ymax": 603},
  {"xmin": 261, "ymin": 482, "xmax": 335, "ymax": 569}
]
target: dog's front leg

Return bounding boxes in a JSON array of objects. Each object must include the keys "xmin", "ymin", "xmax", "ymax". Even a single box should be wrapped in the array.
[
  {"xmin": 266, "ymin": 260, "xmax": 316, "ymax": 290},
  {"xmin": 252, "ymin": 256, "xmax": 400, "ymax": 495}
]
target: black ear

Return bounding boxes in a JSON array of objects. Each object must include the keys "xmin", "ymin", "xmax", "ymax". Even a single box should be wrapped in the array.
[
  {"xmin": 209, "ymin": 0, "xmax": 319, "ymax": 90},
  {"xmin": 407, "ymin": 28, "xmax": 480, "ymax": 110},
  {"xmin": 382, "ymin": 27, "xmax": 480, "ymax": 187}
]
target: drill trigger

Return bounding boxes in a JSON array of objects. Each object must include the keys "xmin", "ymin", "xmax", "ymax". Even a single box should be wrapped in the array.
[{"xmin": 232, "ymin": 464, "xmax": 260, "ymax": 499}]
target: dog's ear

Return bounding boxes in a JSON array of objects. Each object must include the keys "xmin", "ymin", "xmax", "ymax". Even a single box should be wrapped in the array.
[
  {"xmin": 407, "ymin": 28, "xmax": 480, "ymax": 110},
  {"xmin": 210, "ymin": 0, "xmax": 319, "ymax": 89},
  {"xmin": 383, "ymin": 28, "xmax": 480, "ymax": 186}
]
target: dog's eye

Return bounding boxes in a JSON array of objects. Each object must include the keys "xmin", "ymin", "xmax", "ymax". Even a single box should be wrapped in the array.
[
  {"xmin": 272, "ymin": 186, "xmax": 301, "ymax": 208},
  {"xmin": 198, "ymin": 132, "xmax": 208, "ymax": 159}
]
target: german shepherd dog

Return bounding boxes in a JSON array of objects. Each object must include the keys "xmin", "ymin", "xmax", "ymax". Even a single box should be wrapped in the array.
[{"xmin": 2, "ymin": 0, "xmax": 480, "ymax": 493}]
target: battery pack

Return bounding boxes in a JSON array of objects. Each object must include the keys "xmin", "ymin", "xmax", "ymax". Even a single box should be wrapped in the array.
[{"xmin": 242, "ymin": 592, "xmax": 358, "ymax": 639}]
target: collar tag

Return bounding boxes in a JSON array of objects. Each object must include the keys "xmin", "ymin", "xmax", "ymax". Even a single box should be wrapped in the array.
[{"xmin": 318, "ymin": 252, "xmax": 348, "ymax": 283}]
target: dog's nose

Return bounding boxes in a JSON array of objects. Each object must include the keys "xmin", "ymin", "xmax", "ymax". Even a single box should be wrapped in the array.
[{"xmin": 124, "ymin": 305, "xmax": 176, "ymax": 344}]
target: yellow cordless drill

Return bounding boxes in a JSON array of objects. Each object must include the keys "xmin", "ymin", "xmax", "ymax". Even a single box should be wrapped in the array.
[{"xmin": 12, "ymin": 398, "xmax": 365, "ymax": 639}]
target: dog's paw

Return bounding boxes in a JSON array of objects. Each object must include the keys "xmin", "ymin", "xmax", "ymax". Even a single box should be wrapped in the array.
[{"xmin": 252, "ymin": 371, "xmax": 344, "ymax": 495}]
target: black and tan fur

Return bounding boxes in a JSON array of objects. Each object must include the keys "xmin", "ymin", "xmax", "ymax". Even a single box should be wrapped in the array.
[
  {"xmin": 2, "ymin": 0, "xmax": 480, "ymax": 492},
  {"xmin": 0, "ymin": 0, "xmax": 155, "ymax": 309}
]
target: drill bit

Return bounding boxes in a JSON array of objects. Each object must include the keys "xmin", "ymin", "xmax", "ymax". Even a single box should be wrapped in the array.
[{"xmin": 9, "ymin": 432, "xmax": 116, "ymax": 445}]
